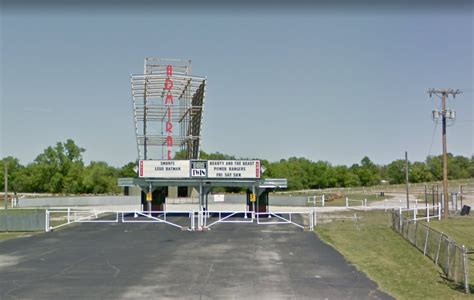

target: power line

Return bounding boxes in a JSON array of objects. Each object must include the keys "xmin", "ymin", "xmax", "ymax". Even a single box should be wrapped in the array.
[{"xmin": 427, "ymin": 121, "xmax": 438, "ymax": 157}]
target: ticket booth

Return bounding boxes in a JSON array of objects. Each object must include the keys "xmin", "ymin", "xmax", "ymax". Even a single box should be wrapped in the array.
[
  {"xmin": 246, "ymin": 190, "xmax": 269, "ymax": 214},
  {"xmin": 141, "ymin": 187, "xmax": 167, "ymax": 212}
]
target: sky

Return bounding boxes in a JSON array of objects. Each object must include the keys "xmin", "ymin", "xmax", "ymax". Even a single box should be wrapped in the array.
[{"xmin": 0, "ymin": 1, "xmax": 473, "ymax": 167}]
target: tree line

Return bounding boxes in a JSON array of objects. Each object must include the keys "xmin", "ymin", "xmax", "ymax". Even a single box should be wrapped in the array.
[
  {"xmin": 0, "ymin": 139, "xmax": 135, "ymax": 194},
  {"xmin": 261, "ymin": 155, "xmax": 473, "ymax": 190},
  {"xmin": 0, "ymin": 139, "xmax": 472, "ymax": 193}
]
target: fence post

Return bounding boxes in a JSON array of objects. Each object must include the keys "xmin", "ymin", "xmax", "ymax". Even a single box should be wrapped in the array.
[
  {"xmin": 67, "ymin": 208, "xmax": 71, "ymax": 224},
  {"xmin": 345, "ymin": 197, "xmax": 348, "ymax": 208},
  {"xmin": 313, "ymin": 208, "xmax": 317, "ymax": 228},
  {"xmin": 45, "ymin": 210, "xmax": 50, "ymax": 232},
  {"xmin": 436, "ymin": 233, "xmax": 443, "ymax": 265},
  {"xmin": 364, "ymin": 198, "xmax": 367, "ymax": 208},
  {"xmin": 424, "ymin": 226, "xmax": 429, "ymax": 256},
  {"xmin": 414, "ymin": 222, "xmax": 419, "ymax": 246},
  {"xmin": 438, "ymin": 202, "xmax": 441, "ymax": 220},
  {"xmin": 427, "ymin": 204, "xmax": 430, "ymax": 222},
  {"xmin": 322, "ymin": 194, "xmax": 325, "ymax": 207},
  {"xmin": 399, "ymin": 207, "xmax": 402, "ymax": 229},
  {"xmin": 462, "ymin": 245, "xmax": 470, "ymax": 294},
  {"xmin": 446, "ymin": 241, "xmax": 451, "ymax": 276}
]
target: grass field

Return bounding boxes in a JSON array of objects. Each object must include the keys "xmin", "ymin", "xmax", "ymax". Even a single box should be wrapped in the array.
[
  {"xmin": 423, "ymin": 216, "xmax": 474, "ymax": 249},
  {"xmin": 0, "ymin": 232, "xmax": 34, "ymax": 241},
  {"xmin": 0, "ymin": 208, "xmax": 45, "ymax": 216},
  {"xmin": 423, "ymin": 216, "xmax": 474, "ymax": 288},
  {"xmin": 315, "ymin": 211, "xmax": 471, "ymax": 299}
]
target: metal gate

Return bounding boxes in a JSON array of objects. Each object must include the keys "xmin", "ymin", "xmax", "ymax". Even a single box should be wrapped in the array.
[
  {"xmin": 200, "ymin": 210, "xmax": 314, "ymax": 231},
  {"xmin": 46, "ymin": 208, "xmax": 314, "ymax": 232},
  {"xmin": 45, "ymin": 208, "xmax": 195, "ymax": 232}
]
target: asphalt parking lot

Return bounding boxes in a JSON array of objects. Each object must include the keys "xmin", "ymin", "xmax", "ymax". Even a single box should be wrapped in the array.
[{"xmin": 0, "ymin": 218, "xmax": 392, "ymax": 299}]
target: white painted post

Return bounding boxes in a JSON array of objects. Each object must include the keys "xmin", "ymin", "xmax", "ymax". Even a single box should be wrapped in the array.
[
  {"xmin": 414, "ymin": 207, "xmax": 417, "ymax": 222},
  {"xmin": 67, "ymin": 208, "xmax": 71, "ymax": 224},
  {"xmin": 322, "ymin": 194, "xmax": 325, "ymax": 207},
  {"xmin": 399, "ymin": 207, "xmax": 402, "ymax": 229},
  {"xmin": 427, "ymin": 204, "xmax": 430, "ymax": 222},
  {"xmin": 45, "ymin": 210, "xmax": 50, "ymax": 232},
  {"xmin": 197, "ymin": 210, "xmax": 201, "ymax": 230},
  {"xmin": 244, "ymin": 201, "xmax": 248, "ymax": 219},
  {"xmin": 364, "ymin": 198, "xmax": 367, "ymax": 207},
  {"xmin": 438, "ymin": 202, "xmax": 441, "ymax": 220},
  {"xmin": 462, "ymin": 245, "xmax": 470, "ymax": 294},
  {"xmin": 345, "ymin": 197, "xmax": 348, "ymax": 208}
]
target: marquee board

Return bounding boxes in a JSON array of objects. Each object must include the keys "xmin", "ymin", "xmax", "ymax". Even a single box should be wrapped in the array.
[
  {"xmin": 207, "ymin": 160, "xmax": 260, "ymax": 178},
  {"xmin": 138, "ymin": 160, "xmax": 260, "ymax": 179},
  {"xmin": 139, "ymin": 160, "xmax": 190, "ymax": 178}
]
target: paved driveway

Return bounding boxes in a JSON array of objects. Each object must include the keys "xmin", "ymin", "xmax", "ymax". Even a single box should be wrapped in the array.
[{"xmin": 0, "ymin": 220, "xmax": 392, "ymax": 299}]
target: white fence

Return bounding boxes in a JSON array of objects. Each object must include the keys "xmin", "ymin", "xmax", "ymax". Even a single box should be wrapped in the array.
[
  {"xmin": 45, "ymin": 208, "xmax": 315, "ymax": 232},
  {"xmin": 399, "ymin": 204, "xmax": 442, "ymax": 223},
  {"xmin": 46, "ymin": 209, "xmax": 195, "ymax": 232},
  {"xmin": 307, "ymin": 195, "xmax": 325, "ymax": 207}
]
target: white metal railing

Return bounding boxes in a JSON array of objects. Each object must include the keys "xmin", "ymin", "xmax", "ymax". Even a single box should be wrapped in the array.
[
  {"xmin": 46, "ymin": 209, "xmax": 194, "ymax": 232},
  {"xmin": 203, "ymin": 211, "xmax": 253, "ymax": 229},
  {"xmin": 308, "ymin": 195, "xmax": 325, "ymax": 207},
  {"xmin": 256, "ymin": 211, "xmax": 314, "ymax": 230},
  {"xmin": 121, "ymin": 210, "xmax": 193, "ymax": 231},
  {"xmin": 46, "ymin": 208, "xmax": 120, "ymax": 231},
  {"xmin": 46, "ymin": 207, "xmax": 318, "ymax": 232},
  {"xmin": 399, "ymin": 203, "xmax": 442, "ymax": 222},
  {"xmin": 345, "ymin": 197, "xmax": 367, "ymax": 210}
]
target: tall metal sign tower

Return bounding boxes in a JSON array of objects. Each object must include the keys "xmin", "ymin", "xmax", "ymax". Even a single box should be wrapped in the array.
[{"xmin": 131, "ymin": 58, "xmax": 207, "ymax": 161}]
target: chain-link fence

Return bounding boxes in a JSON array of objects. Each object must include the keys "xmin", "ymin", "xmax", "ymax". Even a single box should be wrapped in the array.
[{"xmin": 391, "ymin": 210, "xmax": 470, "ymax": 293}]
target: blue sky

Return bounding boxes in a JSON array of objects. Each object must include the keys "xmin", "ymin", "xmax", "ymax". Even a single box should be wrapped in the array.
[{"xmin": 1, "ymin": 3, "xmax": 472, "ymax": 167}]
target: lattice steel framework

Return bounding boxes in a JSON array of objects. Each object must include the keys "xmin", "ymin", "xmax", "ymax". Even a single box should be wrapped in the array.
[{"xmin": 131, "ymin": 58, "xmax": 206, "ymax": 160}]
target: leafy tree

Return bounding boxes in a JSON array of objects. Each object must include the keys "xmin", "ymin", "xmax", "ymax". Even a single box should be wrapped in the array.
[
  {"xmin": 29, "ymin": 139, "xmax": 85, "ymax": 193},
  {"xmin": 119, "ymin": 162, "xmax": 138, "ymax": 178},
  {"xmin": 386, "ymin": 159, "xmax": 405, "ymax": 184},
  {"xmin": 82, "ymin": 161, "xmax": 120, "ymax": 194},
  {"xmin": 410, "ymin": 162, "xmax": 433, "ymax": 183},
  {"xmin": 2, "ymin": 140, "xmax": 473, "ymax": 194},
  {"xmin": 0, "ymin": 157, "xmax": 24, "ymax": 191},
  {"xmin": 426, "ymin": 155, "xmax": 442, "ymax": 181}
]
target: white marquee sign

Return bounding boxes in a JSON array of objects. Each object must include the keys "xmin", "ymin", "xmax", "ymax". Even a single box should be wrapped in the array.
[
  {"xmin": 139, "ymin": 160, "xmax": 190, "ymax": 178},
  {"xmin": 207, "ymin": 160, "xmax": 260, "ymax": 179}
]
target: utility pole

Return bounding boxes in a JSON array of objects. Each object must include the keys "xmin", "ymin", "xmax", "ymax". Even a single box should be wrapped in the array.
[
  {"xmin": 427, "ymin": 88, "xmax": 462, "ymax": 219},
  {"xmin": 405, "ymin": 151, "xmax": 409, "ymax": 209}
]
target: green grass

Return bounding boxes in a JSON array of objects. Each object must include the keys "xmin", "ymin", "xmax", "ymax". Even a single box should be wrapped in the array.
[
  {"xmin": 0, "ymin": 232, "xmax": 34, "ymax": 241},
  {"xmin": 422, "ymin": 216, "xmax": 474, "ymax": 288},
  {"xmin": 423, "ymin": 216, "xmax": 474, "ymax": 249},
  {"xmin": 0, "ymin": 208, "xmax": 45, "ymax": 216},
  {"xmin": 315, "ymin": 211, "xmax": 471, "ymax": 299}
]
